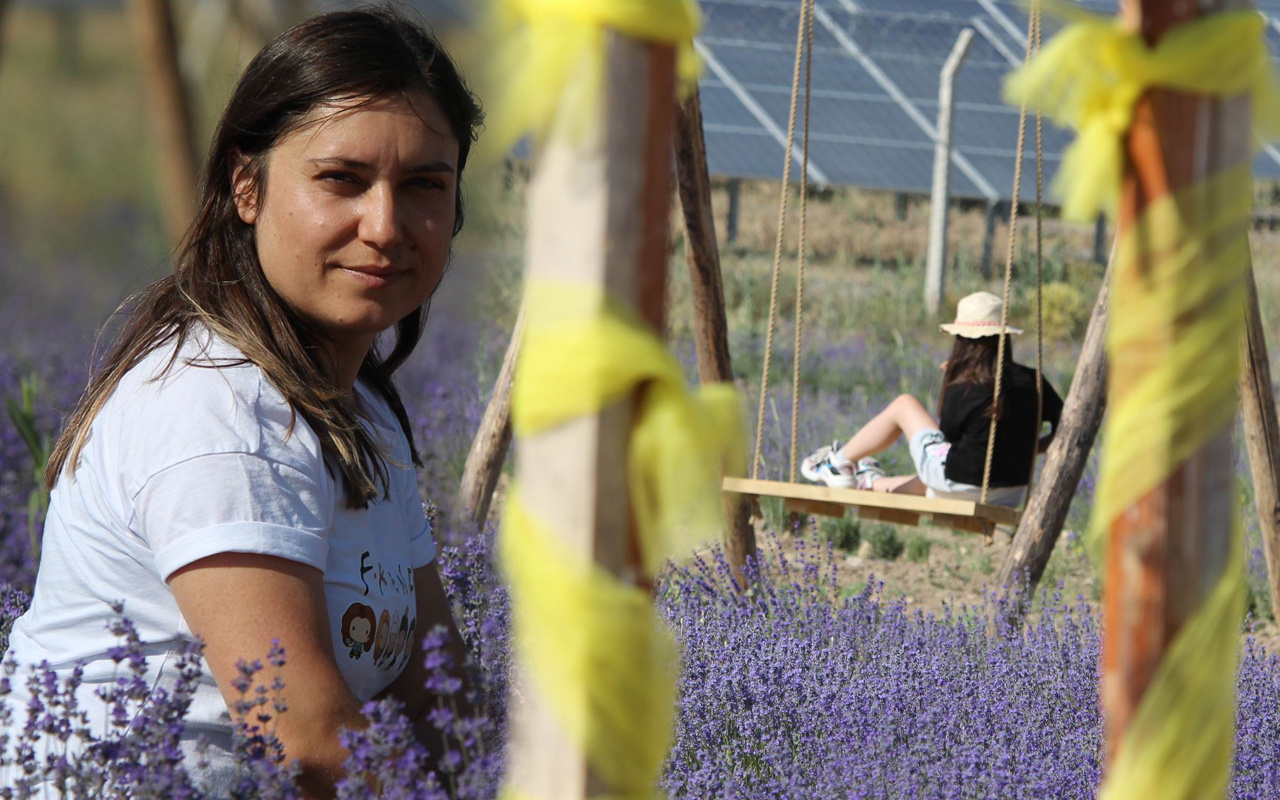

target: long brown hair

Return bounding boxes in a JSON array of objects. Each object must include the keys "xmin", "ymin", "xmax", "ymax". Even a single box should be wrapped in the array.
[
  {"xmin": 45, "ymin": 8, "xmax": 483, "ymax": 509},
  {"xmin": 937, "ymin": 335, "xmax": 1013, "ymax": 420}
]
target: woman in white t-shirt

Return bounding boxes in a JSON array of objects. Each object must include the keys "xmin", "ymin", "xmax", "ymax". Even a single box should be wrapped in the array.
[{"xmin": 4, "ymin": 8, "xmax": 482, "ymax": 797}]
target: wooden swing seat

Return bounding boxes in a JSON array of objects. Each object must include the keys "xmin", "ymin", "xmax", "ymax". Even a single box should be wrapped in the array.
[{"xmin": 723, "ymin": 477, "xmax": 1020, "ymax": 536}]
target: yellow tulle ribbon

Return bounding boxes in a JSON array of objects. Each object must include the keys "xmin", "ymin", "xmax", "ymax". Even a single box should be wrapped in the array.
[
  {"xmin": 479, "ymin": 0, "xmax": 702, "ymax": 162},
  {"xmin": 1003, "ymin": 6, "xmax": 1280, "ymax": 222},
  {"xmin": 1092, "ymin": 164, "xmax": 1249, "ymax": 800},
  {"xmin": 501, "ymin": 280, "xmax": 744, "ymax": 798},
  {"xmin": 1007, "ymin": 9, "xmax": 1275, "ymax": 798}
]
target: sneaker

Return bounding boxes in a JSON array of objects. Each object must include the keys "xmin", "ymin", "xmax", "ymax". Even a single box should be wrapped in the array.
[
  {"xmin": 801, "ymin": 441, "xmax": 856, "ymax": 488},
  {"xmin": 854, "ymin": 457, "xmax": 886, "ymax": 491}
]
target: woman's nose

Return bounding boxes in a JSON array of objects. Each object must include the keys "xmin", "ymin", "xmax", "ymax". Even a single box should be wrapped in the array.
[{"xmin": 358, "ymin": 183, "xmax": 402, "ymax": 249}]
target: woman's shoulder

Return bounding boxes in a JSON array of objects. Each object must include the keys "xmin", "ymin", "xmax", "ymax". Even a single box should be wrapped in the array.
[{"xmin": 101, "ymin": 324, "xmax": 326, "ymax": 492}]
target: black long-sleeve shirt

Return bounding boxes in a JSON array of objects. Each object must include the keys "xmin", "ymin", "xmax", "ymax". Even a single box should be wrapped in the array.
[{"xmin": 938, "ymin": 363, "xmax": 1064, "ymax": 488}]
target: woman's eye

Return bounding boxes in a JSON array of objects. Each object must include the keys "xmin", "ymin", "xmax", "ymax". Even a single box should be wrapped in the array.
[
  {"xmin": 407, "ymin": 177, "xmax": 447, "ymax": 191},
  {"xmin": 319, "ymin": 172, "xmax": 359, "ymax": 185}
]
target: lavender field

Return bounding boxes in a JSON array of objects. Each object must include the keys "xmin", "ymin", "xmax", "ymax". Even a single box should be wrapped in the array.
[{"xmin": 5, "ymin": 6, "xmax": 1280, "ymax": 796}]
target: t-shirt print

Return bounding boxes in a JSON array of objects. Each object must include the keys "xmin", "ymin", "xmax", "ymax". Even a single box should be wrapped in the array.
[
  {"xmin": 322, "ymin": 380, "xmax": 435, "ymax": 699},
  {"xmin": 339, "ymin": 551, "xmax": 418, "ymax": 674}
]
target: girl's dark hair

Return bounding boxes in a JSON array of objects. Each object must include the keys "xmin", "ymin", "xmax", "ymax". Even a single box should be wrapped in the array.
[
  {"xmin": 46, "ymin": 7, "xmax": 484, "ymax": 509},
  {"xmin": 937, "ymin": 335, "xmax": 1013, "ymax": 420}
]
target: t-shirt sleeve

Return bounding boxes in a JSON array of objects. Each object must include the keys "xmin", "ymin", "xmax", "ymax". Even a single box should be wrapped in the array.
[{"xmin": 133, "ymin": 452, "xmax": 333, "ymax": 582}]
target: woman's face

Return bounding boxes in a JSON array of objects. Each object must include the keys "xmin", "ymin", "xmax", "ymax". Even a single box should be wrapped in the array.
[{"xmin": 234, "ymin": 92, "xmax": 459, "ymax": 362}]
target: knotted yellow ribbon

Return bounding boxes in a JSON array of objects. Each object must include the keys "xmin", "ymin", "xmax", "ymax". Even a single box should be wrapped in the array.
[
  {"xmin": 480, "ymin": 0, "xmax": 702, "ymax": 162},
  {"xmin": 501, "ymin": 280, "xmax": 744, "ymax": 798},
  {"xmin": 1003, "ymin": 6, "xmax": 1280, "ymax": 221}
]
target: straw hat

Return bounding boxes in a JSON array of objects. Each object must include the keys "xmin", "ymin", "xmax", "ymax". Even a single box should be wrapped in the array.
[{"xmin": 940, "ymin": 291, "xmax": 1023, "ymax": 338}]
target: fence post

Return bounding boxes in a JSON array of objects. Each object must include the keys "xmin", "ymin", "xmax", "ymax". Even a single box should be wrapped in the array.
[
  {"xmin": 979, "ymin": 200, "xmax": 1001, "ymax": 280},
  {"xmin": 925, "ymin": 28, "xmax": 975, "ymax": 316},
  {"xmin": 726, "ymin": 177, "xmax": 741, "ymax": 245},
  {"xmin": 1093, "ymin": 213, "xmax": 1107, "ymax": 266}
]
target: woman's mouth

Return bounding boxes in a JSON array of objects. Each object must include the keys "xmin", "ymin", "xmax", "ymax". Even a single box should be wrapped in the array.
[{"xmin": 339, "ymin": 265, "xmax": 407, "ymax": 289}]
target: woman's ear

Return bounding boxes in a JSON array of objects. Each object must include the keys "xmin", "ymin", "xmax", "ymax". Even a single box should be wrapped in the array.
[{"xmin": 228, "ymin": 149, "xmax": 259, "ymax": 225}]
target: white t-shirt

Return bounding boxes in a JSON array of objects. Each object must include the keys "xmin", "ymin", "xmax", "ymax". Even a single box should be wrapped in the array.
[{"xmin": 3, "ymin": 324, "xmax": 436, "ymax": 795}]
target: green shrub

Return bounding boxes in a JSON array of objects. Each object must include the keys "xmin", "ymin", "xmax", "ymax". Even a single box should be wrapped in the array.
[
  {"xmin": 866, "ymin": 524, "xmax": 904, "ymax": 561},
  {"xmin": 1246, "ymin": 581, "xmax": 1275, "ymax": 622},
  {"xmin": 906, "ymin": 534, "xmax": 931, "ymax": 563},
  {"xmin": 820, "ymin": 516, "xmax": 861, "ymax": 552},
  {"xmin": 1035, "ymin": 282, "xmax": 1089, "ymax": 341}
]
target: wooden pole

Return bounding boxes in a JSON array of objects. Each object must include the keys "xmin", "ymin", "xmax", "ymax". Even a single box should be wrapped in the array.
[
  {"xmin": 129, "ymin": 0, "xmax": 200, "ymax": 248},
  {"xmin": 505, "ymin": 31, "xmax": 676, "ymax": 798},
  {"xmin": 924, "ymin": 28, "xmax": 975, "ymax": 316},
  {"xmin": 1102, "ymin": 0, "xmax": 1248, "ymax": 766},
  {"xmin": 996, "ymin": 243, "xmax": 1111, "ymax": 611},
  {"xmin": 726, "ymin": 178, "xmax": 741, "ymax": 245},
  {"xmin": 0, "ymin": 0, "xmax": 12, "ymax": 68},
  {"xmin": 455, "ymin": 309, "xmax": 523, "ymax": 530},
  {"xmin": 1238, "ymin": 262, "xmax": 1280, "ymax": 619},
  {"xmin": 674, "ymin": 85, "xmax": 758, "ymax": 576}
]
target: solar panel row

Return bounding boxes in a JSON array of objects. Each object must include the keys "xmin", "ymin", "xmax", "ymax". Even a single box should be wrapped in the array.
[
  {"xmin": 25, "ymin": 0, "xmax": 1277, "ymax": 201},
  {"xmin": 699, "ymin": 0, "xmax": 1280, "ymax": 202}
]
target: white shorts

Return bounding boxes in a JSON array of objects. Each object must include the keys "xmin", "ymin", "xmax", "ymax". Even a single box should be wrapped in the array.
[{"xmin": 908, "ymin": 429, "xmax": 1026, "ymax": 508}]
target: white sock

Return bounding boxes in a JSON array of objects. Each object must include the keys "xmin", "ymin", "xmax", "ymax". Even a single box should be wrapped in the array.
[{"xmin": 830, "ymin": 449, "xmax": 852, "ymax": 467}]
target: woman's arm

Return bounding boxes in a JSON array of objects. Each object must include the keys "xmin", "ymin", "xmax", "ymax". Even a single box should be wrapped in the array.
[
  {"xmin": 169, "ymin": 553, "xmax": 367, "ymax": 800},
  {"xmin": 372, "ymin": 561, "xmax": 474, "ymax": 757}
]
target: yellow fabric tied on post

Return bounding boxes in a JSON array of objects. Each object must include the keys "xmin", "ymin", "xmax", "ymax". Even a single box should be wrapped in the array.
[
  {"xmin": 1003, "ymin": 6, "xmax": 1280, "ymax": 222},
  {"xmin": 1004, "ymin": 8, "xmax": 1280, "ymax": 800},
  {"xmin": 501, "ymin": 281, "xmax": 745, "ymax": 799},
  {"xmin": 479, "ymin": 0, "xmax": 702, "ymax": 162}
]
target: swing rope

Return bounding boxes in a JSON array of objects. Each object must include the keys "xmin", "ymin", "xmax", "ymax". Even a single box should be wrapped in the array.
[
  {"xmin": 981, "ymin": 0, "xmax": 1044, "ymax": 506},
  {"xmin": 750, "ymin": 0, "xmax": 1045, "ymax": 515},
  {"xmin": 790, "ymin": 0, "xmax": 815, "ymax": 483},
  {"xmin": 751, "ymin": 0, "xmax": 815, "ymax": 481}
]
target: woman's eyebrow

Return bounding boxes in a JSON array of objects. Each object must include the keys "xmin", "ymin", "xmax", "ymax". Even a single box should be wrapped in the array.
[{"xmin": 308, "ymin": 157, "xmax": 456, "ymax": 174}]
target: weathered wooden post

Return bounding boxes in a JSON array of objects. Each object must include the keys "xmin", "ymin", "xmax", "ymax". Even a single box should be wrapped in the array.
[
  {"xmin": 674, "ymin": 85, "xmax": 758, "ymax": 575},
  {"xmin": 924, "ymin": 28, "xmax": 975, "ymax": 316},
  {"xmin": 503, "ymin": 27, "xmax": 678, "ymax": 800},
  {"xmin": 1099, "ymin": 0, "xmax": 1250, "ymax": 787},
  {"xmin": 996, "ymin": 243, "xmax": 1110, "ymax": 610},
  {"xmin": 1238, "ymin": 263, "xmax": 1280, "ymax": 619},
  {"xmin": 455, "ymin": 309, "xmax": 523, "ymax": 529},
  {"xmin": 129, "ymin": 0, "xmax": 200, "ymax": 247}
]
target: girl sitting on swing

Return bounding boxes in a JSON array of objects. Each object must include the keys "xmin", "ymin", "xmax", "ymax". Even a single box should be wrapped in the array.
[{"xmin": 801, "ymin": 292, "xmax": 1064, "ymax": 507}]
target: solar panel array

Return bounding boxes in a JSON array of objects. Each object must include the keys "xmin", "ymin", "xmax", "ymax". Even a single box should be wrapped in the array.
[
  {"xmin": 31, "ymin": 0, "xmax": 1274, "ymax": 202},
  {"xmin": 697, "ymin": 0, "xmax": 1280, "ymax": 202}
]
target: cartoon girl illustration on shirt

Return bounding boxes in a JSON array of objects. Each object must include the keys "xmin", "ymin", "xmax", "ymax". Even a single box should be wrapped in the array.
[
  {"xmin": 391, "ymin": 611, "xmax": 409, "ymax": 668},
  {"xmin": 373, "ymin": 608, "xmax": 391, "ymax": 663},
  {"xmin": 341, "ymin": 603, "xmax": 377, "ymax": 660}
]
